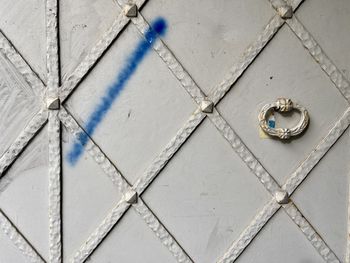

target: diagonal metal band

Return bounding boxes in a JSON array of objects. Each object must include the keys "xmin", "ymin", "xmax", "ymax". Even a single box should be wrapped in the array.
[
  {"xmin": 0, "ymin": 109, "xmax": 48, "ymax": 177},
  {"xmin": 0, "ymin": 209, "xmax": 45, "ymax": 263},
  {"xmin": 0, "ymin": 30, "xmax": 46, "ymax": 98},
  {"xmin": 217, "ymin": 106, "xmax": 350, "ymax": 262},
  {"xmin": 60, "ymin": 108, "xmax": 194, "ymax": 263},
  {"xmin": 287, "ymin": 16, "xmax": 350, "ymax": 104}
]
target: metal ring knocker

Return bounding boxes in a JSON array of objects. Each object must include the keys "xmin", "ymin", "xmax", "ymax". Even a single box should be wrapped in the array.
[{"xmin": 258, "ymin": 98, "xmax": 309, "ymax": 139}]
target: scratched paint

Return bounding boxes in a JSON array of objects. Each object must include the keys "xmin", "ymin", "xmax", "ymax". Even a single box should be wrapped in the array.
[{"xmin": 67, "ymin": 17, "xmax": 168, "ymax": 165}]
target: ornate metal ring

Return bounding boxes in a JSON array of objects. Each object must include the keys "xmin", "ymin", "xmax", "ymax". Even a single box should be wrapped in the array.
[{"xmin": 258, "ymin": 98, "xmax": 309, "ymax": 139}]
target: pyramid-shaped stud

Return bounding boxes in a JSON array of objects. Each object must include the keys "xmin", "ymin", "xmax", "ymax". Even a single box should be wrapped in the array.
[
  {"xmin": 124, "ymin": 4, "xmax": 138, "ymax": 17},
  {"xmin": 200, "ymin": 99, "xmax": 214, "ymax": 113},
  {"xmin": 124, "ymin": 189, "xmax": 138, "ymax": 204},
  {"xmin": 47, "ymin": 97, "xmax": 60, "ymax": 110},
  {"xmin": 277, "ymin": 5, "xmax": 293, "ymax": 19},
  {"xmin": 274, "ymin": 190, "xmax": 289, "ymax": 205}
]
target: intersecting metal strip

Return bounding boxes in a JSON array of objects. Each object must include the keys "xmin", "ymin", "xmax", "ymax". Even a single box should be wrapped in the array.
[
  {"xmin": 0, "ymin": 30, "xmax": 45, "ymax": 97},
  {"xmin": 208, "ymin": 109, "xmax": 281, "ymax": 195},
  {"xmin": 70, "ymin": 200, "xmax": 130, "ymax": 263},
  {"xmin": 46, "ymin": 0, "xmax": 61, "ymax": 261},
  {"xmin": 209, "ymin": 14, "xmax": 284, "ymax": 105},
  {"xmin": 283, "ymin": 107, "xmax": 350, "ymax": 195},
  {"xmin": 59, "ymin": 107, "xmax": 130, "ymax": 194},
  {"xmin": 217, "ymin": 199, "xmax": 280, "ymax": 263},
  {"xmin": 218, "ymin": 106, "xmax": 349, "ymax": 262},
  {"xmin": 0, "ymin": 110, "xmax": 47, "ymax": 177},
  {"xmin": 62, "ymin": 107, "xmax": 195, "ymax": 262},
  {"xmin": 287, "ymin": 16, "xmax": 350, "ymax": 103},
  {"xmin": 124, "ymin": 11, "xmax": 206, "ymax": 104},
  {"xmin": 283, "ymin": 203, "xmax": 340, "ymax": 262},
  {"xmin": 0, "ymin": 209, "xmax": 45, "ymax": 263},
  {"xmin": 133, "ymin": 200, "xmax": 194, "ymax": 263}
]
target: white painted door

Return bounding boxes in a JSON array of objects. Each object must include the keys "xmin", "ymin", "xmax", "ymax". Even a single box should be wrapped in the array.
[{"xmin": 0, "ymin": 0, "xmax": 349, "ymax": 262}]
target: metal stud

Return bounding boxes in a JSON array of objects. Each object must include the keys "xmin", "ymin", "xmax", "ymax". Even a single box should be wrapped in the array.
[
  {"xmin": 200, "ymin": 99, "xmax": 214, "ymax": 113},
  {"xmin": 47, "ymin": 97, "xmax": 60, "ymax": 110},
  {"xmin": 124, "ymin": 4, "xmax": 138, "ymax": 17},
  {"xmin": 277, "ymin": 5, "xmax": 293, "ymax": 19},
  {"xmin": 124, "ymin": 189, "xmax": 138, "ymax": 204},
  {"xmin": 274, "ymin": 190, "xmax": 289, "ymax": 205}
]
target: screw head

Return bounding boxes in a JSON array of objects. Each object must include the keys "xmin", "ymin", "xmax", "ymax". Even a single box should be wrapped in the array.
[
  {"xmin": 275, "ymin": 190, "xmax": 289, "ymax": 205},
  {"xmin": 47, "ymin": 97, "xmax": 60, "ymax": 110},
  {"xmin": 124, "ymin": 4, "xmax": 138, "ymax": 17},
  {"xmin": 277, "ymin": 5, "xmax": 293, "ymax": 19},
  {"xmin": 124, "ymin": 189, "xmax": 138, "ymax": 204},
  {"xmin": 200, "ymin": 99, "xmax": 214, "ymax": 113}
]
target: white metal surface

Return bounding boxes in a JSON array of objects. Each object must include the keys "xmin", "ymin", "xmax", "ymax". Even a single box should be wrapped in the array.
[{"xmin": 0, "ymin": 0, "xmax": 349, "ymax": 262}]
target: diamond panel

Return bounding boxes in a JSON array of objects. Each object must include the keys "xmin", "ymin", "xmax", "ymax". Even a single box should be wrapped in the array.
[
  {"xmin": 65, "ymin": 24, "xmax": 195, "ymax": 184},
  {"xmin": 143, "ymin": 119, "xmax": 271, "ymax": 263},
  {"xmin": 217, "ymin": 25, "xmax": 349, "ymax": 185}
]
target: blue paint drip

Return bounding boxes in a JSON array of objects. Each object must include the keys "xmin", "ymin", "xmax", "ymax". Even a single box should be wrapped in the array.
[{"xmin": 68, "ymin": 17, "xmax": 167, "ymax": 165}]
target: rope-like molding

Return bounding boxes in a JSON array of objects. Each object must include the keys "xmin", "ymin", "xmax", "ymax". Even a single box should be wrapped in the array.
[
  {"xmin": 0, "ymin": 30, "xmax": 45, "ymax": 98},
  {"xmin": 134, "ymin": 109, "xmax": 205, "ymax": 194},
  {"xmin": 46, "ymin": 0, "xmax": 61, "ymax": 262},
  {"xmin": 70, "ymin": 200, "xmax": 130, "ymax": 263},
  {"xmin": 59, "ymin": 107, "xmax": 130, "ymax": 194},
  {"xmin": 0, "ymin": 110, "xmax": 48, "ymax": 177},
  {"xmin": 124, "ymin": 11, "xmax": 206, "ymax": 105},
  {"xmin": 209, "ymin": 14, "xmax": 284, "ymax": 105},
  {"xmin": 284, "ymin": 203, "xmax": 340, "ymax": 262},
  {"xmin": 208, "ymin": 109, "xmax": 281, "ymax": 195},
  {"xmin": 61, "ymin": 107, "xmax": 195, "ymax": 262},
  {"xmin": 133, "ymin": 200, "xmax": 194, "ymax": 263},
  {"xmin": 0, "ymin": 209, "xmax": 45, "ymax": 263},
  {"xmin": 287, "ymin": 16, "xmax": 350, "ymax": 104},
  {"xmin": 283, "ymin": 108, "xmax": 350, "ymax": 195},
  {"xmin": 217, "ymin": 199, "xmax": 280, "ymax": 263}
]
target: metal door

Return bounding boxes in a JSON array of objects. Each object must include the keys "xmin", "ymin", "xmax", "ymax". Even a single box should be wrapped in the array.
[{"xmin": 0, "ymin": 0, "xmax": 349, "ymax": 262}]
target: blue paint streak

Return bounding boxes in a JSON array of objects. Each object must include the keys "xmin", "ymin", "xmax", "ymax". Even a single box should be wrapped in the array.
[{"xmin": 68, "ymin": 17, "xmax": 167, "ymax": 165}]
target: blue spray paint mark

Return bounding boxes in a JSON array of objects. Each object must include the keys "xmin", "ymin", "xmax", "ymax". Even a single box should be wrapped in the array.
[{"xmin": 67, "ymin": 17, "xmax": 167, "ymax": 165}]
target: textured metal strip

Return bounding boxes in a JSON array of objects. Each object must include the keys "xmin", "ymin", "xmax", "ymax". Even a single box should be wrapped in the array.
[
  {"xmin": 208, "ymin": 109, "xmax": 281, "ymax": 195},
  {"xmin": 59, "ymin": 107, "xmax": 130, "ymax": 194},
  {"xmin": 134, "ymin": 109, "xmax": 205, "ymax": 194},
  {"xmin": 287, "ymin": 16, "xmax": 350, "ymax": 103},
  {"xmin": 283, "ymin": 203, "xmax": 340, "ymax": 262},
  {"xmin": 0, "ymin": 209, "xmax": 45, "ymax": 263},
  {"xmin": 64, "ymin": 106, "xmax": 196, "ymax": 262},
  {"xmin": 46, "ymin": 0, "xmax": 59, "ymax": 96},
  {"xmin": 283, "ymin": 107, "xmax": 350, "ymax": 194},
  {"xmin": 126, "ymin": 12, "xmax": 206, "ymax": 104},
  {"xmin": 0, "ymin": 30, "xmax": 45, "ymax": 97},
  {"xmin": 48, "ymin": 111, "xmax": 61, "ymax": 263},
  {"xmin": 0, "ymin": 110, "xmax": 48, "ymax": 177},
  {"xmin": 217, "ymin": 199, "xmax": 280, "ymax": 263},
  {"xmin": 209, "ymin": 14, "xmax": 284, "ymax": 105},
  {"xmin": 133, "ymin": 200, "xmax": 194, "ymax": 263},
  {"xmin": 46, "ymin": 0, "xmax": 61, "ymax": 262},
  {"xmin": 70, "ymin": 200, "xmax": 130, "ymax": 263}
]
